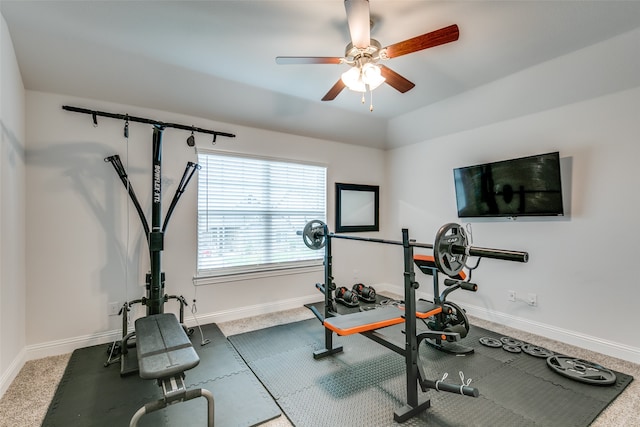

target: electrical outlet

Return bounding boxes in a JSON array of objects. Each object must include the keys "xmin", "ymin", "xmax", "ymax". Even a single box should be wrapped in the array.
[
  {"xmin": 508, "ymin": 290, "xmax": 516, "ymax": 302},
  {"xmin": 527, "ymin": 293, "xmax": 537, "ymax": 307},
  {"xmin": 108, "ymin": 302, "xmax": 120, "ymax": 316}
]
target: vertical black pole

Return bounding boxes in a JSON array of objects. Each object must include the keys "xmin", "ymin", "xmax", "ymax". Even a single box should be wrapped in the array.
[
  {"xmin": 313, "ymin": 224, "xmax": 343, "ymax": 359},
  {"xmin": 433, "ymin": 269, "xmax": 441, "ymax": 304},
  {"xmin": 395, "ymin": 228, "xmax": 431, "ymax": 422},
  {"xmin": 324, "ymin": 227, "xmax": 334, "ymax": 349},
  {"xmin": 402, "ymin": 228, "xmax": 418, "ymax": 408},
  {"xmin": 149, "ymin": 126, "xmax": 165, "ymax": 315}
]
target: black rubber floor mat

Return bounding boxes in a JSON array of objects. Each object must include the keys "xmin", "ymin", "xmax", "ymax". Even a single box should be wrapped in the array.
[
  {"xmin": 229, "ymin": 318, "xmax": 633, "ymax": 427},
  {"xmin": 43, "ymin": 323, "xmax": 281, "ymax": 427}
]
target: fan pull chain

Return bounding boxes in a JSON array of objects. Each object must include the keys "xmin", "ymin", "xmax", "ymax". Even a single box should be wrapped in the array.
[{"xmin": 369, "ymin": 87, "xmax": 374, "ymax": 112}]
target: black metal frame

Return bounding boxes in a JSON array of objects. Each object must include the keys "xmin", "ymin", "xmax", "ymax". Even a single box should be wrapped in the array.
[
  {"xmin": 62, "ymin": 105, "xmax": 236, "ymax": 142},
  {"xmin": 305, "ymin": 223, "xmax": 526, "ymax": 421},
  {"xmin": 63, "ymin": 105, "xmax": 235, "ymax": 374},
  {"xmin": 312, "ymin": 228, "xmax": 442, "ymax": 422},
  {"xmin": 418, "ymin": 263, "xmax": 476, "ymax": 355}
]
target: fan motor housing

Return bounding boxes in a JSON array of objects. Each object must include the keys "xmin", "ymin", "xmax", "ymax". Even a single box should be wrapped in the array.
[{"xmin": 345, "ymin": 39, "xmax": 382, "ymax": 61}]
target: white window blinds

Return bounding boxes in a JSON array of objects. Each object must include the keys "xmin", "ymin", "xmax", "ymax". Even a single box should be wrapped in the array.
[{"xmin": 197, "ymin": 152, "xmax": 326, "ymax": 277}]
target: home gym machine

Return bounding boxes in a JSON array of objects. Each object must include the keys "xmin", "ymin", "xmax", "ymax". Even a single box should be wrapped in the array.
[
  {"xmin": 63, "ymin": 106, "xmax": 235, "ymax": 426},
  {"xmin": 301, "ymin": 220, "xmax": 528, "ymax": 423}
]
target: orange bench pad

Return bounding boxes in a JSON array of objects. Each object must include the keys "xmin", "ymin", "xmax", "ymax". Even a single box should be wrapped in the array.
[{"xmin": 323, "ymin": 300, "xmax": 442, "ymax": 336}]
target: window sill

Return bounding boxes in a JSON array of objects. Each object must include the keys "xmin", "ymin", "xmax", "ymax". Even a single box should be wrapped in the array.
[{"xmin": 193, "ymin": 263, "xmax": 323, "ymax": 286}]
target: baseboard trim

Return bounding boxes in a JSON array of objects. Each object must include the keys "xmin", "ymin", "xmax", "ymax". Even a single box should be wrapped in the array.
[
  {"xmin": 23, "ymin": 287, "xmax": 639, "ymax": 365},
  {"xmin": 466, "ymin": 304, "xmax": 640, "ymax": 364},
  {"xmin": 24, "ymin": 293, "xmax": 323, "ymax": 361},
  {"xmin": 382, "ymin": 283, "xmax": 640, "ymax": 364},
  {"xmin": 182, "ymin": 294, "xmax": 322, "ymax": 327},
  {"xmin": 0, "ymin": 348, "xmax": 26, "ymax": 399},
  {"xmin": 25, "ymin": 330, "xmax": 122, "ymax": 361}
]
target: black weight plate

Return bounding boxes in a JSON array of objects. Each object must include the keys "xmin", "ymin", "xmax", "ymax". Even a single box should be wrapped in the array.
[
  {"xmin": 479, "ymin": 337, "xmax": 502, "ymax": 348},
  {"xmin": 521, "ymin": 344, "xmax": 554, "ymax": 358},
  {"xmin": 500, "ymin": 337, "xmax": 523, "ymax": 347},
  {"xmin": 502, "ymin": 344, "xmax": 522, "ymax": 353},
  {"xmin": 547, "ymin": 356, "xmax": 617, "ymax": 385},
  {"xmin": 433, "ymin": 223, "xmax": 468, "ymax": 277},
  {"xmin": 443, "ymin": 301, "xmax": 470, "ymax": 334},
  {"xmin": 302, "ymin": 220, "xmax": 326, "ymax": 250}
]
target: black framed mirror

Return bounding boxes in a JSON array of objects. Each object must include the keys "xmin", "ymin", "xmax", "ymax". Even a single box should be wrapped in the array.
[{"xmin": 335, "ymin": 183, "xmax": 379, "ymax": 233}]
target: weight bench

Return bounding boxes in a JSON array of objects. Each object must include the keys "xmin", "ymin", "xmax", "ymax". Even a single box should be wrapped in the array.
[
  {"xmin": 323, "ymin": 300, "xmax": 444, "ymax": 336},
  {"xmin": 130, "ymin": 313, "xmax": 214, "ymax": 427}
]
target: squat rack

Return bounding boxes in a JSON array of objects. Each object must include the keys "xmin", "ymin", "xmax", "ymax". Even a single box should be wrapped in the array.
[
  {"xmin": 63, "ymin": 105, "xmax": 235, "ymax": 374},
  {"xmin": 303, "ymin": 221, "xmax": 528, "ymax": 422}
]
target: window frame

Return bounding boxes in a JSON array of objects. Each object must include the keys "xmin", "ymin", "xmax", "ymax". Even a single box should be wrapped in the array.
[{"xmin": 194, "ymin": 149, "xmax": 327, "ymax": 285}]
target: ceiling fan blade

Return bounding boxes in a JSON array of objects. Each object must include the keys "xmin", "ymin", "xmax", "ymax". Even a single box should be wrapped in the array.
[
  {"xmin": 344, "ymin": 0, "xmax": 370, "ymax": 48},
  {"xmin": 276, "ymin": 56, "xmax": 343, "ymax": 65},
  {"xmin": 384, "ymin": 24, "xmax": 459, "ymax": 59},
  {"xmin": 380, "ymin": 65, "xmax": 415, "ymax": 93},
  {"xmin": 322, "ymin": 79, "xmax": 346, "ymax": 101}
]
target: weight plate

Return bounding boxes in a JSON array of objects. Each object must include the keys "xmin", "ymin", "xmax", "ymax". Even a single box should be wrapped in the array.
[
  {"xmin": 479, "ymin": 337, "xmax": 502, "ymax": 348},
  {"xmin": 302, "ymin": 220, "xmax": 326, "ymax": 250},
  {"xmin": 502, "ymin": 344, "xmax": 522, "ymax": 353},
  {"xmin": 547, "ymin": 356, "xmax": 617, "ymax": 385},
  {"xmin": 443, "ymin": 301, "xmax": 470, "ymax": 338},
  {"xmin": 521, "ymin": 344, "xmax": 554, "ymax": 358},
  {"xmin": 500, "ymin": 337, "xmax": 524, "ymax": 347},
  {"xmin": 433, "ymin": 223, "xmax": 468, "ymax": 277}
]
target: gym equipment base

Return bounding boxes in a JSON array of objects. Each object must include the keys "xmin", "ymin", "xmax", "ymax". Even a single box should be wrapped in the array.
[
  {"xmin": 424, "ymin": 338, "xmax": 475, "ymax": 355},
  {"xmin": 229, "ymin": 313, "xmax": 633, "ymax": 427},
  {"xmin": 42, "ymin": 323, "xmax": 280, "ymax": 427}
]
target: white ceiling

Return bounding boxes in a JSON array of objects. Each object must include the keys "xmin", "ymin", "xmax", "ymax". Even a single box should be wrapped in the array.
[{"xmin": 3, "ymin": 1, "xmax": 640, "ymax": 149}]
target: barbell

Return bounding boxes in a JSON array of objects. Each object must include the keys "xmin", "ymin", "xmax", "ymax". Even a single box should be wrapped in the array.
[{"xmin": 300, "ymin": 220, "xmax": 528, "ymax": 277}]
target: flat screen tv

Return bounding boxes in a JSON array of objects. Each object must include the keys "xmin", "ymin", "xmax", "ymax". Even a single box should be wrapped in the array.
[{"xmin": 453, "ymin": 152, "xmax": 564, "ymax": 218}]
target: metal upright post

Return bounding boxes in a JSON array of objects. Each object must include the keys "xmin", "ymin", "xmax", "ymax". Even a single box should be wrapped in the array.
[
  {"xmin": 148, "ymin": 126, "xmax": 165, "ymax": 315},
  {"xmin": 313, "ymin": 224, "xmax": 343, "ymax": 359},
  {"xmin": 394, "ymin": 228, "xmax": 431, "ymax": 422},
  {"xmin": 403, "ymin": 229, "xmax": 418, "ymax": 406}
]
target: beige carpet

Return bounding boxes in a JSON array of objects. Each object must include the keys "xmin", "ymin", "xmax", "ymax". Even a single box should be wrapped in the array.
[{"xmin": 1, "ymin": 305, "xmax": 638, "ymax": 427}]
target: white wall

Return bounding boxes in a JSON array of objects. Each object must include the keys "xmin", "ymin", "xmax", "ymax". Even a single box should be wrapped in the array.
[
  {"xmin": 24, "ymin": 91, "xmax": 389, "ymax": 358},
  {"xmin": 0, "ymin": 12, "xmax": 27, "ymax": 396},
  {"xmin": 6, "ymin": 10, "xmax": 639, "ymax": 384},
  {"xmin": 386, "ymin": 31, "xmax": 640, "ymax": 363}
]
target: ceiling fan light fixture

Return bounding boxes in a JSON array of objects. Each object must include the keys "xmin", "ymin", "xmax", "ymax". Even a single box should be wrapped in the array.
[
  {"xmin": 341, "ymin": 62, "xmax": 385, "ymax": 93},
  {"xmin": 362, "ymin": 62, "xmax": 385, "ymax": 90},
  {"xmin": 341, "ymin": 66, "xmax": 366, "ymax": 92}
]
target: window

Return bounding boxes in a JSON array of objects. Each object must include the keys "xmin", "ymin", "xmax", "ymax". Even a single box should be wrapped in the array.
[{"xmin": 196, "ymin": 151, "xmax": 326, "ymax": 279}]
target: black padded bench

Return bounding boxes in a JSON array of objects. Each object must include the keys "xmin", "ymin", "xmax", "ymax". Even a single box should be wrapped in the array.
[{"xmin": 130, "ymin": 313, "xmax": 214, "ymax": 427}]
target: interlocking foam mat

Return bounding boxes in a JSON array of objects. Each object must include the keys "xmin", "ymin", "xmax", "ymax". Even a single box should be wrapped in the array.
[
  {"xmin": 43, "ymin": 323, "xmax": 281, "ymax": 427},
  {"xmin": 43, "ymin": 306, "xmax": 633, "ymax": 427},
  {"xmin": 228, "ymin": 315, "xmax": 633, "ymax": 427}
]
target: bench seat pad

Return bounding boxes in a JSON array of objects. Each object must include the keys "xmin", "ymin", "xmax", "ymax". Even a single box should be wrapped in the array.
[{"xmin": 135, "ymin": 313, "xmax": 200, "ymax": 380}]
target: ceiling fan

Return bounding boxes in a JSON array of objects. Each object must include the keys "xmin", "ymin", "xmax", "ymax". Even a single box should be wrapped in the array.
[{"xmin": 275, "ymin": 0, "xmax": 459, "ymax": 110}]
